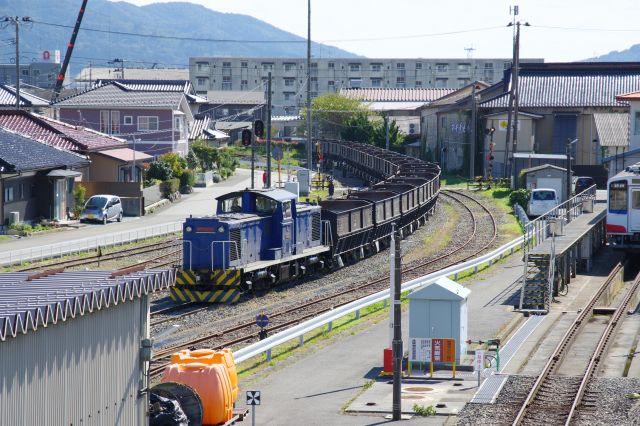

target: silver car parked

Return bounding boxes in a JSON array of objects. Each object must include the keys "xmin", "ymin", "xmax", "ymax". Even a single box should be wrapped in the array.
[{"xmin": 79, "ymin": 195, "xmax": 123, "ymax": 224}]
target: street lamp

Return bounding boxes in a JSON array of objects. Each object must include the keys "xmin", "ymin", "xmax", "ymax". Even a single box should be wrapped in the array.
[{"xmin": 566, "ymin": 138, "xmax": 578, "ymax": 220}]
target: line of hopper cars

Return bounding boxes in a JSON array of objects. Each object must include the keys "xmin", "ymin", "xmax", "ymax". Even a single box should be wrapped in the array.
[{"xmin": 170, "ymin": 140, "xmax": 441, "ymax": 303}]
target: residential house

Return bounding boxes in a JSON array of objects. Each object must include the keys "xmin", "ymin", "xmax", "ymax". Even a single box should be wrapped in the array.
[
  {"xmin": 0, "ymin": 84, "xmax": 50, "ymax": 115},
  {"xmin": 0, "ymin": 128, "xmax": 89, "ymax": 225},
  {"xmin": 478, "ymin": 62, "xmax": 640, "ymax": 179},
  {"xmin": 419, "ymin": 82, "xmax": 490, "ymax": 171},
  {"xmin": 74, "ymin": 67, "xmax": 189, "ymax": 91},
  {"xmin": 200, "ymin": 90, "xmax": 265, "ymax": 142},
  {"xmin": 52, "ymin": 80, "xmax": 206, "ymax": 157},
  {"xmin": 189, "ymin": 115, "xmax": 230, "ymax": 148}
]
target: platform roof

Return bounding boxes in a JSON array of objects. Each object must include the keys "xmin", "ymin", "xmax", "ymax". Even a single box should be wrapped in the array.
[{"xmin": 0, "ymin": 269, "xmax": 175, "ymax": 341}]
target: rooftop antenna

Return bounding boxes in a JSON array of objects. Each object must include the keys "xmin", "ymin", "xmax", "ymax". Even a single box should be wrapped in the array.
[{"xmin": 464, "ymin": 46, "xmax": 476, "ymax": 59}]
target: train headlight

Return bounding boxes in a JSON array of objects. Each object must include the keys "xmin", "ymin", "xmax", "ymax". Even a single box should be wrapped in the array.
[
  {"xmin": 185, "ymin": 226, "xmax": 193, "ymax": 233},
  {"xmin": 218, "ymin": 226, "xmax": 225, "ymax": 233}
]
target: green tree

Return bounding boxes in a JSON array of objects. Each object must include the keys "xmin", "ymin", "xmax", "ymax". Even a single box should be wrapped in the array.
[
  {"xmin": 158, "ymin": 152, "xmax": 186, "ymax": 178},
  {"xmin": 372, "ymin": 119, "xmax": 405, "ymax": 151},
  {"xmin": 185, "ymin": 149, "xmax": 198, "ymax": 170},
  {"xmin": 191, "ymin": 140, "xmax": 220, "ymax": 171},
  {"xmin": 340, "ymin": 112, "xmax": 375, "ymax": 143},
  {"xmin": 300, "ymin": 93, "xmax": 366, "ymax": 139},
  {"xmin": 72, "ymin": 183, "xmax": 87, "ymax": 218},
  {"xmin": 147, "ymin": 161, "xmax": 173, "ymax": 181}
]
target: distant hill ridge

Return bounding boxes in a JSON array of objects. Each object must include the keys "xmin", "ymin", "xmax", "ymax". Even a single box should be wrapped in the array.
[
  {"xmin": 587, "ymin": 43, "xmax": 640, "ymax": 62},
  {"xmin": 0, "ymin": 0, "xmax": 356, "ymax": 73}
]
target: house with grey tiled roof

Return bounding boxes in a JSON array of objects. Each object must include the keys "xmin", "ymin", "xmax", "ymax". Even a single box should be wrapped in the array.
[
  {"xmin": 477, "ymin": 62, "xmax": 640, "ymax": 178},
  {"xmin": 0, "ymin": 128, "xmax": 89, "ymax": 225},
  {"xmin": 0, "ymin": 84, "xmax": 50, "ymax": 114},
  {"xmin": 52, "ymin": 80, "xmax": 204, "ymax": 157}
]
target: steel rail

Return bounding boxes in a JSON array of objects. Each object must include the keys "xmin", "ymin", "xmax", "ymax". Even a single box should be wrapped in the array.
[
  {"xmin": 511, "ymin": 262, "xmax": 624, "ymax": 425},
  {"xmin": 564, "ymin": 270, "xmax": 640, "ymax": 425}
]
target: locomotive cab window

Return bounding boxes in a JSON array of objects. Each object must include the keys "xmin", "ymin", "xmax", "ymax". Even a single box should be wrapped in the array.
[
  {"xmin": 221, "ymin": 196, "xmax": 242, "ymax": 213},
  {"xmin": 609, "ymin": 181, "xmax": 627, "ymax": 213},
  {"xmin": 255, "ymin": 196, "xmax": 277, "ymax": 215},
  {"xmin": 282, "ymin": 201, "xmax": 292, "ymax": 219}
]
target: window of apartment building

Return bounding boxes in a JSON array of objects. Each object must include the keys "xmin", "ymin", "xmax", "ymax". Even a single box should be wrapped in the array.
[
  {"xmin": 484, "ymin": 63, "xmax": 494, "ymax": 69},
  {"xmin": 371, "ymin": 63, "xmax": 382, "ymax": 72},
  {"xmin": 284, "ymin": 78, "xmax": 295, "ymax": 87},
  {"xmin": 261, "ymin": 62, "xmax": 274, "ymax": 71},
  {"xmin": 436, "ymin": 63, "xmax": 448, "ymax": 73},
  {"xmin": 457, "ymin": 63, "xmax": 471, "ymax": 74},
  {"xmin": 349, "ymin": 78, "xmax": 362, "ymax": 88},
  {"xmin": 396, "ymin": 63, "xmax": 405, "ymax": 70},
  {"xmin": 197, "ymin": 77, "xmax": 208, "ymax": 87},
  {"xmin": 196, "ymin": 61, "xmax": 209, "ymax": 71},
  {"xmin": 415, "ymin": 62, "xmax": 423, "ymax": 70},
  {"xmin": 328, "ymin": 62, "xmax": 335, "ymax": 69},
  {"xmin": 504, "ymin": 62, "xmax": 512, "ymax": 69},
  {"xmin": 371, "ymin": 78, "xmax": 382, "ymax": 87},
  {"xmin": 635, "ymin": 112, "xmax": 640, "ymax": 135},
  {"xmin": 222, "ymin": 62, "xmax": 231, "ymax": 68},
  {"xmin": 415, "ymin": 80, "xmax": 423, "ymax": 87},
  {"xmin": 349, "ymin": 63, "xmax": 361, "ymax": 72},
  {"xmin": 458, "ymin": 78, "xmax": 470, "ymax": 87},
  {"xmin": 284, "ymin": 62, "xmax": 296, "ymax": 71},
  {"xmin": 4, "ymin": 186, "xmax": 13, "ymax": 203},
  {"xmin": 283, "ymin": 92, "xmax": 296, "ymax": 101},
  {"xmin": 222, "ymin": 76, "xmax": 232, "ymax": 90},
  {"xmin": 396, "ymin": 77, "xmax": 406, "ymax": 88},
  {"xmin": 138, "ymin": 116, "xmax": 159, "ymax": 132},
  {"xmin": 310, "ymin": 92, "xmax": 318, "ymax": 98},
  {"xmin": 21, "ymin": 69, "xmax": 29, "ymax": 76},
  {"xmin": 241, "ymin": 61, "xmax": 248, "ymax": 68},
  {"xmin": 241, "ymin": 79, "xmax": 248, "ymax": 90},
  {"xmin": 435, "ymin": 78, "xmax": 448, "ymax": 88},
  {"xmin": 124, "ymin": 115, "xmax": 133, "ymax": 125}
]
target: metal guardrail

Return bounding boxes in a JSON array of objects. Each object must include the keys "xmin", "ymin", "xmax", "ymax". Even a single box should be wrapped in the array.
[
  {"xmin": 235, "ymin": 187, "xmax": 603, "ymax": 364},
  {"xmin": 0, "ymin": 221, "xmax": 183, "ymax": 267},
  {"xmin": 234, "ymin": 235, "xmax": 524, "ymax": 364}
]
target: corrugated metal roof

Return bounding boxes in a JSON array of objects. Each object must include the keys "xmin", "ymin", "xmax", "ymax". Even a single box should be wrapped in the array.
[
  {"xmin": 480, "ymin": 74, "xmax": 640, "ymax": 108},
  {"xmin": 340, "ymin": 87, "xmax": 454, "ymax": 102},
  {"xmin": 0, "ymin": 269, "xmax": 175, "ymax": 341},
  {"xmin": 189, "ymin": 115, "xmax": 211, "ymax": 140},
  {"xmin": 53, "ymin": 82, "xmax": 186, "ymax": 108},
  {"xmin": 0, "ymin": 128, "xmax": 89, "ymax": 172},
  {"xmin": 0, "ymin": 84, "xmax": 49, "ymax": 107},
  {"xmin": 593, "ymin": 113, "xmax": 629, "ymax": 147}
]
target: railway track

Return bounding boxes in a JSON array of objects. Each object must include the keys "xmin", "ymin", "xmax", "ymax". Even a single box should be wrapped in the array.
[
  {"xmin": 15, "ymin": 238, "xmax": 180, "ymax": 272},
  {"xmin": 512, "ymin": 263, "xmax": 640, "ymax": 425},
  {"xmin": 149, "ymin": 189, "xmax": 499, "ymax": 378}
]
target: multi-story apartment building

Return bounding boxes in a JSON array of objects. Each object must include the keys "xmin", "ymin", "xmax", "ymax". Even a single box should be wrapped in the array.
[
  {"xmin": 0, "ymin": 62, "xmax": 61, "ymax": 89},
  {"xmin": 189, "ymin": 57, "xmax": 543, "ymax": 115}
]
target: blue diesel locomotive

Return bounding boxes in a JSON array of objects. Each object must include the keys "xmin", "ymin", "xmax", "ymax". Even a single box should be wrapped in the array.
[{"xmin": 170, "ymin": 140, "xmax": 440, "ymax": 303}]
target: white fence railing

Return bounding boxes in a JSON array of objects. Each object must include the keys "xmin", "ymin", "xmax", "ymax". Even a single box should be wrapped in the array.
[
  {"xmin": 234, "ymin": 235, "xmax": 524, "ymax": 364},
  {"xmin": 0, "ymin": 221, "xmax": 182, "ymax": 267}
]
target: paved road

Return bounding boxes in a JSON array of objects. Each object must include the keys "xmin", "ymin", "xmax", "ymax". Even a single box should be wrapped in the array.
[{"xmin": 0, "ymin": 169, "xmax": 263, "ymax": 257}]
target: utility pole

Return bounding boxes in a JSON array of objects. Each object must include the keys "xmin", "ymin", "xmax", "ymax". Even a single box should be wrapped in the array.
[
  {"xmin": 306, "ymin": 0, "xmax": 313, "ymax": 172},
  {"xmin": 3, "ymin": 17, "xmax": 30, "ymax": 110},
  {"xmin": 266, "ymin": 72, "xmax": 272, "ymax": 188},
  {"xmin": 385, "ymin": 114, "xmax": 390, "ymax": 151},
  {"xmin": 391, "ymin": 223, "xmax": 402, "ymax": 421},
  {"xmin": 504, "ymin": 5, "xmax": 518, "ymax": 181},
  {"xmin": 470, "ymin": 84, "xmax": 477, "ymax": 179}
]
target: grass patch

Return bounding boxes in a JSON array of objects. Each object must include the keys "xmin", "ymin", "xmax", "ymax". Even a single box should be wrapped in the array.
[
  {"xmin": 404, "ymin": 203, "xmax": 459, "ymax": 263},
  {"xmin": 413, "ymin": 404, "xmax": 437, "ymax": 416},
  {"xmin": 440, "ymin": 174, "xmax": 468, "ymax": 188},
  {"xmin": 0, "ymin": 235, "xmax": 13, "ymax": 242},
  {"xmin": 341, "ymin": 379, "xmax": 376, "ymax": 412}
]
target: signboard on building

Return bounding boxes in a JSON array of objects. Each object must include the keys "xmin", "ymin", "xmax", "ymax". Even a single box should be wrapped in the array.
[
  {"xmin": 498, "ymin": 119, "xmax": 521, "ymax": 131},
  {"xmin": 475, "ymin": 350, "xmax": 485, "ymax": 372}
]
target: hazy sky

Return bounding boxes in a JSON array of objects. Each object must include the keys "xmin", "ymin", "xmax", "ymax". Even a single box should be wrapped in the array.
[{"xmin": 116, "ymin": 0, "xmax": 640, "ymax": 61}]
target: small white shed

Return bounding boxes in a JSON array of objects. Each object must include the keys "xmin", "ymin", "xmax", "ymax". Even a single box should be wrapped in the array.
[{"xmin": 408, "ymin": 277, "xmax": 470, "ymax": 363}]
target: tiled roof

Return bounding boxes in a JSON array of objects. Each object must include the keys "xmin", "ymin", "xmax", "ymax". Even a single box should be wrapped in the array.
[
  {"xmin": 206, "ymin": 90, "xmax": 265, "ymax": 105},
  {"xmin": 429, "ymin": 82, "xmax": 491, "ymax": 107},
  {"xmin": 593, "ymin": 113, "xmax": 629, "ymax": 147},
  {"xmin": 189, "ymin": 116, "xmax": 229, "ymax": 140},
  {"xmin": 75, "ymin": 68, "xmax": 189, "ymax": 82},
  {"xmin": 480, "ymin": 73, "xmax": 640, "ymax": 108},
  {"xmin": 0, "ymin": 128, "xmax": 89, "ymax": 172},
  {"xmin": 0, "ymin": 110, "xmax": 126, "ymax": 151},
  {"xmin": 95, "ymin": 79, "xmax": 194, "ymax": 93},
  {"xmin": 0, "ymin": 269, "xmax": 175, "ymax": 341},
  {"xmin": 0, "ymin": 84, "xmax": 49, "ymax": 107},
  {"xmin": 340, "ymin": 88, "xmax": 455, "ymax": 102},
  {"xmin": 616, "ymin": 91, "xmax": 640, "ymax": 101},
  {"xmin": 53, "ymin": 81, "xmax": 187, "ymax": 108}
]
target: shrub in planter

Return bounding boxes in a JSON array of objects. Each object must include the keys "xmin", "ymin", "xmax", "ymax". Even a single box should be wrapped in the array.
[
  {"xmin": 212, "ymin": 173, "xmax": 221, "ymax": 183},
  {"xmin": 180, "ymin": 169, "xmax": 195, "ymax": 187},
  {"xmin": 160, "ymin": 178, "xmax": 180, "ymax": 198}
]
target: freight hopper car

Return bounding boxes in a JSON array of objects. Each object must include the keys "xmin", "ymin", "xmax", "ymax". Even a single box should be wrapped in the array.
[
  {"xmin": 607, "ymin": 162, "xmax": 640, "ymax": 250},
  {"xmin": 171, "ymin": 140, "xmax": 441, "ymax": 303}
]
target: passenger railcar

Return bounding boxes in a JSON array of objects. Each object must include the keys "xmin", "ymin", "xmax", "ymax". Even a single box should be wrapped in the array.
[
  {"xmin": 607, "ymin": 163, "xmax": 640, "ymax": 249},
  {"xmin": 171, "ymin": 139, "xmax": 441, "ymax": 303}
]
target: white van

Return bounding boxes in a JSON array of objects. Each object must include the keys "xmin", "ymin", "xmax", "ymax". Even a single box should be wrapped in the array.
[{"xmin": 528, "ymin": 188, "xmax": 559, "ymax": 218}]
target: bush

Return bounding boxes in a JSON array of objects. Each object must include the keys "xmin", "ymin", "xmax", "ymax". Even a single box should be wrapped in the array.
[
  {"xmin": 72, "ymin": 183, "xmax": 86, "ymax": 218},
  {"xmin": 143, "ymin": 178, "xmax": 162, "ymax": 188},
  {"xmin": 413, "ymin": 404, "xmax": 437, "ymax": 416},
  {"xmin": 179, "ymin": 169, "xmax": 195, "ymax": 187},
  {"xmin": 160, "ymin": 178, "xmax": 180, "ymax": 198},
  {"xmin": 509, "ymin": 188, "xmax": 531, "ymax": 209},
  {"xmin": 212, "ymin": 173, "xmax": 221, "ymax": 183},
  {"xmin": 147, "ymin": 161, "xmax": 173, "ymax": 181}
]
